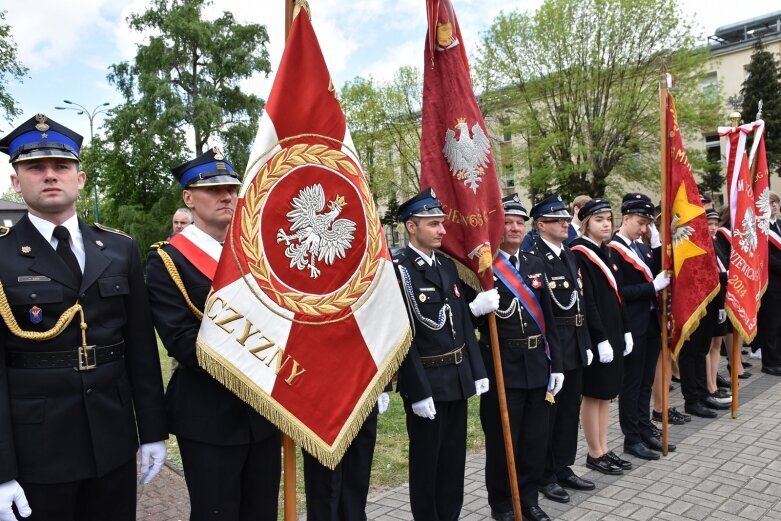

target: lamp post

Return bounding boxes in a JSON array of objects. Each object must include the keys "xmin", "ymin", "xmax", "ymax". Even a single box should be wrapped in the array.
[{"xmin": 55, "ymin": 100, "xmax": 111, "ymax": 222}]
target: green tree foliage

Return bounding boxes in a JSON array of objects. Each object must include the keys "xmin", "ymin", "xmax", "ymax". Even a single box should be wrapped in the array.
[
  {"xmin": 475, "ymin": 0, "xmax": 720, "ymax": 200},
  {"xmin": 0, "ymin": 10, "xmax": 28, "ymax": 124},
  {"xmin": 741, "ymin": 38, "xmax": 781, "ymax": 178}
]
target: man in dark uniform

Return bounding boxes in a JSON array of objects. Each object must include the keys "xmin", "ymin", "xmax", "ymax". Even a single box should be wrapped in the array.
[
  {"xmin": 145, "ymin": 149, "xmax": 281, "ymax": 520},
  {"xmin": 469, "ymin": 194, "xmax": 564, "ymax": 521},
  {"xmin": 611, "ymin": 193, "xmax": 673, "ymax": 460},
  {"xmin": 393, "ymin": 188, "xmax": 488, "ymax": 521},
  {"xmin": 527, "ymin": 194, "xmax": 594, "ymax": 503},
  {"xmin": 0, "ymin": 114, "xmax": 168, "ymax": 521},
  {"xmin": 757, "ymin": 191, "xmax": 781, "ymax": 375}
]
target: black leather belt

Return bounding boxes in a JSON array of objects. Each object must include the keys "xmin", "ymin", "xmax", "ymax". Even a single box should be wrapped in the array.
[
  {"xmin": 7, "ymin": 341, "xmax": 125, "ymax": 370},
  {"xmin": 555, "ymin": 314, "xmax": 584, "ymax": 327},
  {"xmin": 420, "ymin": 345, "xmax": 464, "ymax": 368},
  {"xmin": 503, "ymin": 335, "xmax": 542, "ymax": 349}
]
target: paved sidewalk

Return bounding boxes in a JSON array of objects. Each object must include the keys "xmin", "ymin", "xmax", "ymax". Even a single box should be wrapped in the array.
[{"xmin": 138, "ymin": 369, "xmax": 781, "ymax": 520}]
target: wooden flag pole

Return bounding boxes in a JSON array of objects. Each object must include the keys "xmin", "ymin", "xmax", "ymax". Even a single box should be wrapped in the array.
[
  {"xmin": 658, "ymin": 73, "xmax": 671, "ymax": 456},
  {"xmin": 729, "ymin": 111, "xmax": 741, "ymax": 420},
  {"xmin": 487, "ymin": 313, "xmax": 523, "ymax": 520},
  {"xmin": 283, "ymin": 7, "xmax": 297, "ymax": 521}
]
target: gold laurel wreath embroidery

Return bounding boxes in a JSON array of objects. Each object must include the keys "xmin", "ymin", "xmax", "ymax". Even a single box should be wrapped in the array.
[{"xmin": 240, "ymin": 143, "xmax": 382, "ymax": 317}]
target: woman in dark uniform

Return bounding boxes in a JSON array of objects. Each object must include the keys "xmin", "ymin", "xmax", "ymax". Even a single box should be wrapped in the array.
[
  {"xmin": 706, "ymin": 208, "xmax": 731, "ymax": 401},
  {"xmin": 569, "ymin": 199, "xmax": 631, "ymax": 475}
]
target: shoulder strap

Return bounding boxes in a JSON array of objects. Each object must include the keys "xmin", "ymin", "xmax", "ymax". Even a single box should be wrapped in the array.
[{"xmin": 154, "ymin": 245, "xmax": 204, "ymax": 320}]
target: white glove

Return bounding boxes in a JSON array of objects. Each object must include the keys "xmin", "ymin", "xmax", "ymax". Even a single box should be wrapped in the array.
[
  {"xmin": 586, "ymin": 350, "xmax": 593, "ymax": 366},
  {"xmin": 648, "ymin": 223, "xmax": 661, "ymax": 248},
  {"xmin": 550, "ymin": 373, "xmax": 565, "ymax": 396},
  {"xmin": 653, "ymin": 271, "xmax": 671, "ymax": 292},
  {"xmin": 718, "ymin": 309, "xmax": 726, "ymax": 324},
  {"xmin": 623, "ymin": 332, "xmax": 634, "ymax": 356},
  {"xmin": 139, "ymin": 441, "xmax": 167, "ymax": 485},
  {"xmin": 474, "ymin": 378, "xmax": 490, "ymax": 396},
  {"xmin": 0, "ymin": 481, "xmax": 30, "ymax": 521},
  {"xmin": 468, "ymin": 288, "xmax": 500, "ymax": 317},
  {"xmin": 597, "ymin": 340, "xmax": 614, "ymax": 363},
  {"xmin": 411, "ymin": 397, "xmax": 436, "ymax": 420},
  {"xmin": 377, "ymin": 392, "xmax": 390, "ymax": 414}
]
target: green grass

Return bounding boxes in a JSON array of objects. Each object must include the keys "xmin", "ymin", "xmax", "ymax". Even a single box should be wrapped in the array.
[{"xmin": 157, "ymin": 338, "xmax": 485, "ymax": 514}]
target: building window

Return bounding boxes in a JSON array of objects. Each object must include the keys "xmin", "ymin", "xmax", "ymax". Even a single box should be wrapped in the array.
[
  {"xmin": 503, "ymin": 129, "xmax": 512, "ymax": 143},
  {"xmin": 704, "ymin": 134, "xmax": 721, "ymax": 163}
]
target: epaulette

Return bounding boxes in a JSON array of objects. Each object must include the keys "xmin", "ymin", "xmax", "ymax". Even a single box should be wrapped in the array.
[
  {"xmin": 0, "ymin": 226, "xmax": 9, "ymax": 238},
  {"xmin": 93, "ymin": 222, "xmax": 132, "ymax": 239},
  {"xmin": 150, "ymin": 240, "xmax": 169, "ymax": 251}
]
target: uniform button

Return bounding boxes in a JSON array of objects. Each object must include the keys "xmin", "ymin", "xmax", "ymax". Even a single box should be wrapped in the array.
[
  {"xmin": 30, "ymin": 293, "xmax": 37, "ymax": 299},
  {"xmin": 80, "ymin": 293, "xmax": 86, "ymax": 298},
  {"xmin": 85, "ymin": 388, "xmax": 93, "ymax": 395},
  {"xmin": 115, "ymin": 285, "xmax": 120, "ymax": 290}
]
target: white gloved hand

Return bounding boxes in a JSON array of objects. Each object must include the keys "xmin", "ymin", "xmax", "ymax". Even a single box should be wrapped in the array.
[
  {"xmin": 411, "ymin": 397, "xmax": 436, "ymax": 420},
  {"xmin": 653, "ymin": 271, "xmax": 671, "ymax": 292},
  {"xmin": 377, "ymin": 392, "xmax": 390, "ymax": 414},
  {"xmin": 469, "ymin": 288, "xmax": 500, "ymax": 317},
  {"xmin": 648, "ymin": 223, "xmax": 661, "ymax": 248},
  {"xmin": 474, "ymin": 378, "xmax": 490, "ymax": 396},
  {"xmin": 718, "ymin": 309, "xmax": 727, "ymax": 324},
  {"xmin": 597, "ymin": 341, "xmax": 614, "ymax": 363},
  {"xmin": 0, "ymin": 480, "xmax": 31, "ymax": 521},
  {"xmin": 623, "ymin": 332, "xmax": 634, "ymax": 356},
  {"xmin": 550, "ymin": 373, "xmax": 565, "ymax": 396},
  {"xmin": 139, "ymin": 441, "xmax": 167, "ymax": 485},
  {"xmin": 586, "ymin": 350, "xmax": 593, "ymax": 366}
]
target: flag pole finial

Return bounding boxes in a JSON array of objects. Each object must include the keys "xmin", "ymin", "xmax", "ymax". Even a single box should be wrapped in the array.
[
  {"xmin": 293, "ymin": 0, "xmax": 310, "ymax": 20},
  {"xmin": 729, "ymin": 112, "xmax": 741, "ymax": 128},
  {"xmin": 756, "ymin": 100, "xmax": 763, "ymax": 120}
]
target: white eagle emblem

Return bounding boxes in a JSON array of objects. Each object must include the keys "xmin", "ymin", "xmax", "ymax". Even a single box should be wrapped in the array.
[
  {"xmin": 276, "ymin": 184, "xmax": 357, "ymax": 279},
  {"xmin": 755, "ymin": 186, "xmax": 771, "ymax": 235},
  {"xmin": 734, "ymin": 208, "xmax": 758, "ymax": 256},
  {"xmin": 442, "ymin": 117, "xmax": 491, "ymax": 194},
  {"xmin": 670, "ymin": 213, "xmax": 695, "ymax": 246}
]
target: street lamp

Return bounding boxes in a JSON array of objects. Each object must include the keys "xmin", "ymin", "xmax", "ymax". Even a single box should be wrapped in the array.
[{"xmin": 55, "ymin": 100, "xmax": 111, "ymax": 222}]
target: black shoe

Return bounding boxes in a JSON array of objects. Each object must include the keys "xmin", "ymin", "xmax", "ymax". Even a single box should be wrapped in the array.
[
  {"xmin": 605, "ymin": 450, "xmax": 633, "ymax": 470},
  {"xmin": 586, "ymin": 454, "xmax": 623, "ymax": 475},
  {"xmin": 685, "ymin": 402, "xmax": 717, "ymax": 418},
  {"xmin": 491, "ymin": 509, "xmax": 514, "ymax": 521},
  {"xmin": 623, "ymin": 442, "xmax": 660, "ymax": 460},
  {"xmin": 523, "ymin": 505, "xmax": 552, "ymax": 521},
  {"xmin": 559, "ymin": 473, "xmax": 595, "ymax": 491},
  {"xmin": 709, "ymin": 390, "xmax": 732, "ymax": 404},
  {"xmin": 761, "ymin": 366, "xmax": 781, "ymax": 376},
  {"xmin": 540, "ymin": 482, "xmax": 570, "ymax": 503},
  {"xmin": 743, "ymin": 360, "xmax": 753, "ymax": 368},
  {"xmin": 739, "ymin": 371, "xmax": 752, "ymax": 379},
  {"xmin": 670, "ymin": 407, "xmax": 691, "ymax": 423},
  {"xmin": 716, "ymin": 374, "xmax": 731, "ymax": 389},
  {"xmin": 648, "ymin": 423, "xmax": 662, "ymax": 437},
  {"xmin": 652, "ymin": 409, "xmax": 686, "ymax": 425},
  {"xmin": 701, "ymin": 395, "xmax": 731, "ymax": 410},
  {"xmin": 671, "ymin": 375, "xmax": 681, "ymax": 383},
  {"xmin": 642, "ymin": 435, "xmax": 676, "ymax": 452}
]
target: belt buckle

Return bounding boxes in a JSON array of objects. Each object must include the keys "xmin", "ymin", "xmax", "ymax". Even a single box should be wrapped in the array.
[
  {"xmin": 454, "ymin": 349, "xmax": 463, "ymax": 365},
  {"xmin": 528, "ymin": 336, "xmax": 539, "ymax": 349},
  {"xmin": 78, "ymin": 345, "xmax": 97, "ymax": 371},
  {"xmin": 575, "ymin": 314, "xmax": 583, "ymax": 327}
]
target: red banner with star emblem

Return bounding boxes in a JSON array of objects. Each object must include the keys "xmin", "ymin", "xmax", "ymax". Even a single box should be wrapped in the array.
[
  {"xmin": 194, "ymin": 5, "xmax": 411, "ymax": 468},
  {"xmin": 664, "ymin": 94, "xmax": 720, "ymax": 357},
  {"xmin": 719, "ymin": 120, "xmax": 763, "ymax": 342},
  {"xmin": 420, "ymin": 0, "xmax": 503, "ymax": 291}
]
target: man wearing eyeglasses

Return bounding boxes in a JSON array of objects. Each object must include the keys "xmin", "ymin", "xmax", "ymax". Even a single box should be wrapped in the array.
[{"xmin": 527, "ymin": 194, "xmax": 595, "ymax": 503}]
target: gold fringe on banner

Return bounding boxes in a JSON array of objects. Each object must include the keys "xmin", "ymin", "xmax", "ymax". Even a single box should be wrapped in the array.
[
  {"xmin": 196, "ymin": 328, "xmax": 411, "ymax": 469},
  {"xmin": 670, "ymin": 284, "xmax": 720, "ymax": 360}
]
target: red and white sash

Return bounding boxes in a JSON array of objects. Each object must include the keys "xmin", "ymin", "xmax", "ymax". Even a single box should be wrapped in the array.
[
  {"xmin": 770, "ymin": 227, "xmax": 781, "ymax": 251},
  {"xmin": 570, "ymin": 244, "xmax": 621, "ymax": 304},
  {"xmin": 609, "ymin": 239, "xmax": 653, "ymax": 283},
  {"xmin": 168, "ymin": 224, "xmax": 221, "ymax": 280},
  {"xmin": 716, "ymin": 227, "xmax": 732, "ymax": 242}
]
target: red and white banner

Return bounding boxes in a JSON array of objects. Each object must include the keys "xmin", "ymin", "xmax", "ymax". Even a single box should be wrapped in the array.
[
  {"xmin": 749, "ymin": 120, "xmax": 769, "ymax": 297},
  {"xmin": 720, "ymin": 122, "xmax": 763, "ymax": 342},
  {"xmin": 195, "ymin": 6, "xmax": 411, "ymax": 468}
]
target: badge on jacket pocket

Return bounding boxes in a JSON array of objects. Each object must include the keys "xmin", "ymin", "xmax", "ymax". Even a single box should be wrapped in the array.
[{"xmin": 29, "ymin": 306, "xmax": 42, "ymax": 324}]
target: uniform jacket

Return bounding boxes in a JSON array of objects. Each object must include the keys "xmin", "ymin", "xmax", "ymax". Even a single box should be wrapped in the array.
[
  {"xmin": 146, "ymin": 242, "xmax": 277, "ymax": 445},
  {"xmin": 528, "ymin": 237, "xmax": 591, "ymax": 370},
  {"xmin": 0, "ymin": 215, "xmax": 167, "ymax": 484},
  {"xmin": 394, "ymin": 246, "xmax": 486, "ymax": 403},
  {"xmin": 469, "ymin": 251, "xmax": 563, "ymax": 390},
  {"xmin": 611, "ymin": 234, "xmax": 660, "ymax": 337},
  {"xmin": 769, "ymin": 220, "xmax": 781, "ymax": 292}
]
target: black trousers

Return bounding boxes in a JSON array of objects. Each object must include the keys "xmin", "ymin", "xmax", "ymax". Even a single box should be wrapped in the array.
[
  {"xmin": 302, "ymin": 411, "xmax": 378, "ymax": 521},
  {"xmin": 619, "ymin": 324, "xmax": 660, "ymax": 445},
  {"xmin": 19, "ymin": 457, "xmax": 136, "ymax": 521},
  {"xmin": 757, "ymin": 290, "xmax": 781, "ymax": 368},
  {"xmin": 404, "ymin": 398, "xmax": 467, "ymax": 521},
  {"xmin": 679, "ymin": 304, "xmax": 716, "ymax": 406},
  {"xmin": 178, "ymin": 435, "xmax": 281, "ymax": 521},
  {"xmin": 542, "ymin": 366, "xmax": 582, "ymax": 483},
  {"xmin": 481, "ymin": 386, "xmax": 549, "ymax": 511}
]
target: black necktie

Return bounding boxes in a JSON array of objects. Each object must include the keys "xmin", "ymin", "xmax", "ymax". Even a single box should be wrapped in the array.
[
  {"xmin": 509, "ymin": 255, "xmax": 518, "ymax": 270},
  {"xmin": 53, "ymin": 226, "xmax": 82, "ymax": 281}
]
